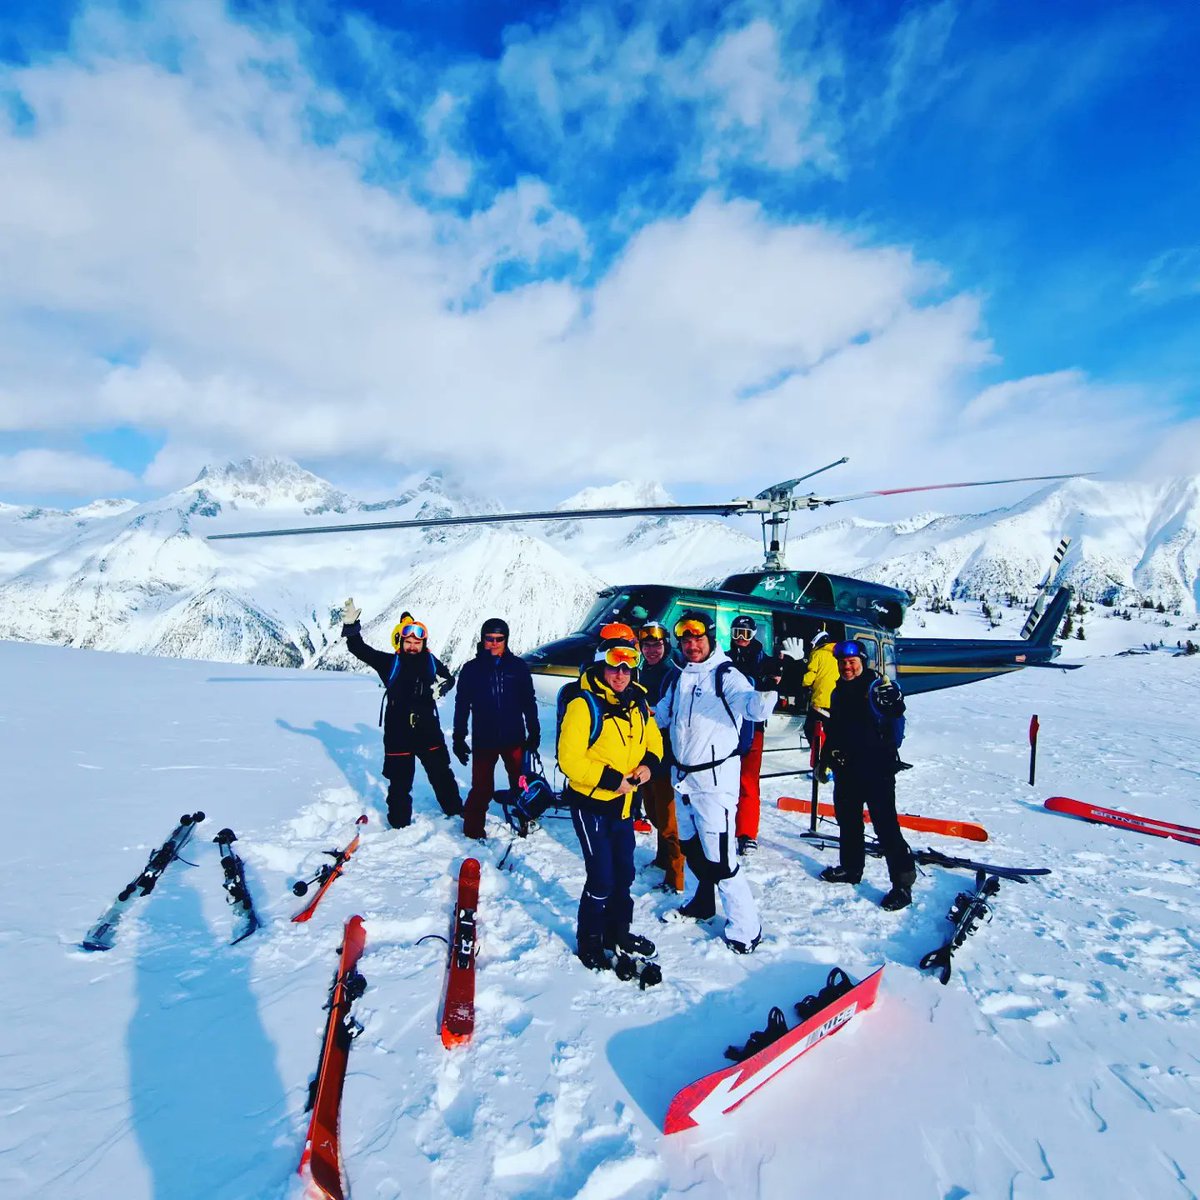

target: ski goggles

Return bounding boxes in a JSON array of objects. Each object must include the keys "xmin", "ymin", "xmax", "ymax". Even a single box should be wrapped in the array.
[
  {"xmin": 399, "ymin": 622, "xmax": 428, "ymax": 641},
  {"xmin": 834, "ymin": 640, "xmax": 867, "ymax": 660},
  {"xmin": 731, "ymin": 626, "xmax": 755, "ymax": 641},
  {"xmin": 674, "ymin": 617, "xmax": 713, "ymax": 639},
  {"xmin": 637, "ymin": 623, "xmax": 669, "ymax": 641},
  {"xmin": 598, "ymin": 644, "xmax": 642, "ymax": 669}
]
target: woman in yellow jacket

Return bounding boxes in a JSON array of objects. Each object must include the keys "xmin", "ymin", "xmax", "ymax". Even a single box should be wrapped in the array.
[{"xmin": 558, "ymin": 636, "xmax": 664, "ymax": 971}]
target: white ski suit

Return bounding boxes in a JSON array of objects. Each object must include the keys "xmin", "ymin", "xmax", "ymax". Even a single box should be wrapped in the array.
[{"xmin": 656, "ymin": 648, "xmax": 776, "ymax": 945}]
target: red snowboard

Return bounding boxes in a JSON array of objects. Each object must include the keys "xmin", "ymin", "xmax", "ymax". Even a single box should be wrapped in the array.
[
  {"xmin": 778, "ymin": 797, "xmax": 988, "ymax": 842},
  {"xmin": 441, "ymin": 858, "xmax": 481, "ymax": 1048},
  {"xmin": 664, "ymin": 967, "xmax": 885, "ymax": 1134},
  {"xmin": 299, "ymin": 915, "xmax": 367, "ymax": 1200}
]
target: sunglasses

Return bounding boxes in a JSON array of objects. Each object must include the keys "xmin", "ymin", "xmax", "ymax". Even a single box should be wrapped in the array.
[
  {"xmin": 731, "ymin": 628, "xmax": 754, "ymax": 641},
  {"xmin": 674, "ymin": 618, "xmax": 710, "ymax": 638},
  {"xmin": 399, "ymin": 622, "xmax": 428, "ymax": 640},
  {"xmin": 601, "ymin": 644, "xmax": 642, "ymax": 669},
  {"xmin": 483, "ymin": 634, "xmax": 507, "ymax": 643}
]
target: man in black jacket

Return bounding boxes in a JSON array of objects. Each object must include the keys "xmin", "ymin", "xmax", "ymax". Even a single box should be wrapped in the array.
[
  {"xmin": 453, "ymin": 617, "xmax": 541, "ymax": 840},
  {"xmin": 818, "ymin": 639, "xmax": 916, "ymax": 910},
  {"xmin": 341, "ymin": 599, "xmax": 462, "ymax": 829},
  {"xmin": 728, "ymin": 615, "xmax": 771, "ymax": 856}
]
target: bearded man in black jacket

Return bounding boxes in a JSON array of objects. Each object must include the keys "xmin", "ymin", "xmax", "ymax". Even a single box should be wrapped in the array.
[
  {"xmin": 818, "ymin": 639, "xmax": 916, "ymax": 910},
  {"xmin": 341, "ymin": 599, "xmax": 463, "ymax": 829}
]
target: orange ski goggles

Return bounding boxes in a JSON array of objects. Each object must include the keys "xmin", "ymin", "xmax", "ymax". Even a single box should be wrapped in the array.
[
  {"xmin": 599, "ymin": 644, "xmax": 642, "ymax": 669},
  {"xmin": 674, "ymin": 617, "xmax": 712, "ymax": 639},
  {"xmin": 638, "ymin": 623, "xmax": 669, "ymax": 641}
]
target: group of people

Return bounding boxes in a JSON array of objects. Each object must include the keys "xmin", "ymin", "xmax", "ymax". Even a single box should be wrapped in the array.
[{"xmin": 340, "ymin": 599, "xmax": 914, "ymax": 973}]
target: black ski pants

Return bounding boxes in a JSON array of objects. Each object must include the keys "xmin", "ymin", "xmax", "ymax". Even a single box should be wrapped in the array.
[
  {"xmin": 384, "ymin": 743, "xmax": 463, "ymax": 827},
  {"xmin": 832, "ymin": 765, "xmax": 915, "ymax": 885}
]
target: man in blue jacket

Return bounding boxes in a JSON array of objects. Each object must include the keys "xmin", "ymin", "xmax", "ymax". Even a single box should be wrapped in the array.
[{"xmin": 453, "ymin": 617, "xmax": 541, "ymax": 840}]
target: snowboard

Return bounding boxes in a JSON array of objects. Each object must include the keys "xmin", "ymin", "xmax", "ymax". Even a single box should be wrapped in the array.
[{"xmin": 1044, "ymin": 797, "xmax": 1200, "ymax": 847}]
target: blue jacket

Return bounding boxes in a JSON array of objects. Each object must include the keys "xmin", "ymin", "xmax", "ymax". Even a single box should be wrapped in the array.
[{"xmin": 453, "ymin": 647, "xmax": 541, "ymax": 751}]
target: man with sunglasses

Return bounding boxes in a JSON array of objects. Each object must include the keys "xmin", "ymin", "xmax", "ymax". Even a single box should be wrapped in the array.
[
  {"xmin": 341, "ymin": 600, "xmax": 462, "ymax": 829},
  {"xmin": 818, "ymin": 640, "xmax": 916, "ymax": 910},
  {"xmin": 558, "ymin": 636, "xmax": 663, "ymax": 972},
  {"xmin": 656, "ymin": 611, "xmax": 782, "ymax": 953},
  {"xmin": 636, "ymin": 622, "xmax": 684, "ymax": 892},
  {"xmin": 453, "ymin": 617, "xmax": 541, "ymax": 841}
]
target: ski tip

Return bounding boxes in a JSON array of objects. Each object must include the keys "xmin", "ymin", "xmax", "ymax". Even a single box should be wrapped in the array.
[
  {"xmin": 355, "ymin": 814, "xmax": 369, "ymax": 826},
  {"xmin": 441, "ymin": 1026, "xmax": 472, "ymax": 1049}
]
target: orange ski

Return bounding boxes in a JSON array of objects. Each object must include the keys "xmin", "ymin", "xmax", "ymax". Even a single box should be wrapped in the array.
[
  {"xmin": 441, "ymin": 858, "xmax": 480, "ymax": 1048},
  {"xmin": 778, "ymin": 797, "xmax": 988, "ymax": 842},
  {"xmin": 299, "ymin": 915, "xmax": 367, "ymax": 1200},
  {"xmin": 292, "ymin": 816, "xmax": 368, "ymax": 923}
]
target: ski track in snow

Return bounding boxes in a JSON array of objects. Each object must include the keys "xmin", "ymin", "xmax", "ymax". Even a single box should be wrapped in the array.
[{"xmin": 2, "ymin": 633, "xmax": 1199, "ymax": 1199}]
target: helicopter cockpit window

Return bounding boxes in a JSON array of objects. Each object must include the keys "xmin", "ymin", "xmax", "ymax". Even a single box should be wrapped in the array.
[{"xmin": 577, "ymin": 588, "xmax": 670, "ymax": 635}]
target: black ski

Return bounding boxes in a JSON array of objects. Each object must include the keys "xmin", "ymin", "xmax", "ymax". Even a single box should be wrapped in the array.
[
  {"xmin": 918, "ymin": 870, "xmax": 1000, "ymax": 984},
  {"xmin": 214, "ymin": 828, "xmax": 260, "ymax": 944},
  {"xmin": 799, "ymin": 832, "xmax": 1049, "ymax": 882},
  {"xmin": 82, "ymin": 811, "xmax": 206, "ymax": 951}
]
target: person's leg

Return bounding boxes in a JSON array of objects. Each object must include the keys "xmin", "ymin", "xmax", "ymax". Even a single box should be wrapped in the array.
[
  {"xmin": 687, "ymin": 790, "xmax": 760, "ymax": 947},
  {"xmin": 463, "ymin": 747, "xmax": 500, "ymax": 839},
  {"xmin": 601, "ymin": 814, "xmax": 637, "ymax": 947},
  {"xmin": 420, "ymin": 743, "xmax": 464, "ymax": 817},
  {"xmin": 384, "ymin": 755, "xmax": 415, "ymax": 828},
  {"xmin": 735, "ymin": 727, "xmax": 764, "ymax": 842},
  {"xmin": 674, "ymin": 795, "xmax": 717, "ymax": 918},
  {"xmin": 646, "ymin": 777, "xmax": 685, "ymax": 891},
  {"xmin": 830, "ymin": 775, "xmax": 866, "ymax": 881},
  {"xmin": 571, "ymin": 806, "xmax": 615, "ymax": 958},
  {"xmin": 864, "ymin": 771, "xmax": 916, "ymax": 885}
]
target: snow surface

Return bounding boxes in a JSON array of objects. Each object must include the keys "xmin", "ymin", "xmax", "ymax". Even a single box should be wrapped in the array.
[{"xmin": 3, "ymin": 614, "xmax": 1199, "ymax": 1200}]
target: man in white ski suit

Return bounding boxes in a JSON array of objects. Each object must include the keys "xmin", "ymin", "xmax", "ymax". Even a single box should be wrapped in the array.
[{"xmin": 655, "ymin": 612, "xmax": 779, "ymax": 952}]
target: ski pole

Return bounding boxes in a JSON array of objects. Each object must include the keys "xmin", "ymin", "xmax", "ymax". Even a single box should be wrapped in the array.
[
  {"xmin": 1028, "ymin": 714, "xmax": 1039, "ymax": 787},
  {"xmin": 809, "ymin": 722, "xmax": 825, "ymax": 835}
]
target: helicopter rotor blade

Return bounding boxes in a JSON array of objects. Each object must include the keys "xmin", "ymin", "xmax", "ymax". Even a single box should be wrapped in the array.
[
  {"xmin": 206, "ymin": 500, "xmax": 754, "ymax": 541},
  {"xmin": 755, "ymin": 457, "xmax": 849, "ymax": 501},
  {"xmin": 798, "ymin": 472, "xmax": 1093, "ymax": 509}
]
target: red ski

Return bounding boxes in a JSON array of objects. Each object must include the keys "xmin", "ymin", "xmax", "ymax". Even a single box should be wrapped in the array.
[
  {"xmin": 299, "ymin": 915, "xmax": 367, "ymax": 1200},
  {"xmin": 441, "ymin": 858, "xmax": 480, "ymax": 1049},
  {"xmin": 665, "ymin": 967, "xmax": 885, "ymax": 1134},
  {"xmin": 1044, "ymin": 797, "xmax": 1200, "ymax": 847},
  {"xmin": 778, "ymin": 797, "xmax": 988, "ymax": 842},
  {"xmin": 292, "ymin": 816, "xmax": 368, "ymax": 923}
]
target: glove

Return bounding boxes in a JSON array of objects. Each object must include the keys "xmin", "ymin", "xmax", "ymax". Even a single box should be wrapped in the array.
[
  {"xmin": 874, "ymin": 680, "xmax": 901, "ymax": 710},
  {"xmin": 781, "ymin": 637, "xmax": 805, "ymax": 660},
  {"xmin": 453, "ymin": 739, "xmax": 470, "ymax": 766},
  {"xmin": 817, "ymin": 766, "xmax": 831, "ymax": 785},
  {"xmin": 435, "ymin": 677, "xmax": 454, "ymax": 700},
  {"xmin": 341, "ymin": 597, "xmax": 361, "ymax": 625},
  {"xmin": 756, "ymin": 656, "xmax": 784, "ymax": 689}
]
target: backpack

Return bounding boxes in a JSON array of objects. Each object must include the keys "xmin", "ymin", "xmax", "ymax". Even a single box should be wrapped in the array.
[{"xmin": 867, "ymin": 678, "xmax": 906, "ymax": 749}]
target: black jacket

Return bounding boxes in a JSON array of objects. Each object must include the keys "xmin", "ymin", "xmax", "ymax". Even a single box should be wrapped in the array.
[
  {"xmin": 344, "ymin": 623, "xmax": 453, "ymax": 754},
  {"xmin": 822, "ymin": 668, "xmax": 905, "ymax": 775},
  {"xmin": 638, "ymin": 655, "xmax": 682, "ymax": 708},
  {"xmin": 728, "ymin": 639, "xmax": 770, "ymax": 735},
  {"xmin": 453, "ymin": 646, "xmax": 541, "ymax": 752}
]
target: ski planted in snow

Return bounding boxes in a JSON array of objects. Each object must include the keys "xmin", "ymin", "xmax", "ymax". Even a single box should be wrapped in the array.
[
  {"xmin": 664, "ymin": 966, "xmax": 884, "ymax": 1134},
  {"xmin": 213, "ymin": 828, "xmax": 260, "ymax": 944},
  {"xmin": 441, "ymin": 857, "xmax": 480, "ymax": 1048},
  {"xmin": 779, "ymin": 797, "xmax": 988, "ymax": 842},
  {"xmin": 292, "ymin": 815, "xmax": 368, "ymax": 923},
  {"xmin": 81, "ymin": 811, "xmax": 206, "ymax": 951},
  {"xmin": 299, "ymin": 915, "xmax": 367, "ymax": 1200},
  {"xmin": 799, "ymin": 833, "xmax": 1049, "ymax": 882},
  {"xmin": 1044, "ymin": 796, "xmax": 1200, "ymax": 847},
  {"xmin": 919, "ymin": 870, "xmax": 1000, "ymax": 984}
]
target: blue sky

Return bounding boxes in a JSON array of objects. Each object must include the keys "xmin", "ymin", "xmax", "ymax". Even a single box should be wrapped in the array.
[{"xmin": 1, "ymin": 0, "xmax": 1198, "ymax": 517}]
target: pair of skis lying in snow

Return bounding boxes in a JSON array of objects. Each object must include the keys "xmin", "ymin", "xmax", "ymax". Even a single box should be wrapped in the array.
[{"xmin": 80, "ymin": 812, "xmax": 260, "ymax": 951}]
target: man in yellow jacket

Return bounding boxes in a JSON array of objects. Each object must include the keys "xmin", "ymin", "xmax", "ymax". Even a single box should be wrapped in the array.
[
  {"xmin": 558, "ymin": 636, "xmax": 664, "ymax": 972},
  {"xmin": 802, "ymin": 631, "xmax": 839, "ymax": 752}
]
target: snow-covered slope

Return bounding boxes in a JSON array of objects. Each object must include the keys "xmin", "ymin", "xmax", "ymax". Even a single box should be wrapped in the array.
[
  {"xmin": 1, "ymin": 465, "xmax": 1198, "ymax": 673},
  {"xmin": 4, "ymin": 627, "xmax": 1197, "ymax": 1198}
]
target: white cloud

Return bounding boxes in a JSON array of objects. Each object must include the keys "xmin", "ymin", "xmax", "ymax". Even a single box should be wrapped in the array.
[
  {"xmin": 1132, "ymin": 247, "xmax": 1200, "ymax": 303},
  {"xmin": 0, "ymin": 449, "xmax": 138, "ymax": 496}
]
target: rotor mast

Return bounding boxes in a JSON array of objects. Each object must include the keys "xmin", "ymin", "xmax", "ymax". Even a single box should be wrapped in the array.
[{"xmin": 754, "ymin": 458, "xmax": 849, "ymax": 569}]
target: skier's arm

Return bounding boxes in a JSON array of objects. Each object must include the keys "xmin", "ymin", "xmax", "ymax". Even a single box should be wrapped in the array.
[
  {"xmin": 558, "ymin": 698, "xmax": 624, "ymax": 794},
  {"xmin": 343, "ymin": 625, "xmax": 394, "ymax": 678},
  {"xmin": 519, "ymin": 662, "xmax": 541, "ymax": 748},
  {"xmin": 452, "ymin": 664, "xmax": 471, "ymax": 745},
  {"xmin": 434, "ymin": 656, "xmax": 455, "ymax": 698},
  {"xmin": 723, "ymin": 666, "xmax": 777, "ymax": 723}
]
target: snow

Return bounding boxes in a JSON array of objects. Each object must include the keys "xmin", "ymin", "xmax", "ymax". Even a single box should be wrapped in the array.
[{"xmin": 3, "ymin": 604, "xmax": 1199, "ymax": 1199}]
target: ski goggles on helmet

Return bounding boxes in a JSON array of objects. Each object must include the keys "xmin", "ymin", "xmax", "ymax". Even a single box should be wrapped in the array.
[
  {"xmin": 637, "ymin": 623, "xmax": 669, "ymax": 641},
  {"xmin": 834, "ymin": 639, "xmax": 867, "ymax": 660},
  {"xmin": 598, "ymin": 644, "xmax": 642, "ymax": 669},
  {"xmin": 674, "ymin": 617, "xmax": 712, "ymax": 639},
  {"xmin": 399, "ymin": 622, "xmax": 428, "ymax": 641}
]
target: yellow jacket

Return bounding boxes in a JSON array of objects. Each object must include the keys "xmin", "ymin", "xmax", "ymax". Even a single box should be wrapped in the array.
[
  {"xmin": 558, "ymin": 668, "xmax": 663, "ymax": 818},
  {"xmin": 802, "ymin": 641, "xmax": 839, "ymax": 711}
]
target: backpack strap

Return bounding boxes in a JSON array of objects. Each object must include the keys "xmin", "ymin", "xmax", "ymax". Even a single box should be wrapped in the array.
[
  {"xmin": 715, "ymin": 661, "xmax": 738, "ymax": 728},
  {"xmin": 379, "ymin": 653, "xmax": 402, "ymax": 727}
]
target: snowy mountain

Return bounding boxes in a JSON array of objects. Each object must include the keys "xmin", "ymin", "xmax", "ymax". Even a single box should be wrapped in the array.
[{"xmin": 0, "ymin": 463, "xmax": 1197, "ymax": 672}]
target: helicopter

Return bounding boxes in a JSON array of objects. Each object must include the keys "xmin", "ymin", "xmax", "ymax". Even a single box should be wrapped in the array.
[{"xmin": 208, "ymin": 458, "xmax": 1083, "ymax": 696}]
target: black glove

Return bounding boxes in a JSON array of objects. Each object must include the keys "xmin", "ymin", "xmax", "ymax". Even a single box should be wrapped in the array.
[
  {"xmin": 453, "ymin": 739, "xmax": 470, "ymax": 766},
  {"xmin": 756, "ymin": 656, "xmax": 784, "ymax": 690},
  {"xmin": 524, "ymin": 735, "xmax": 540, "ymax": 753},
  {"xmin": 873, "ymin": 680, "xmax": 902, "ymax": 711}
]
